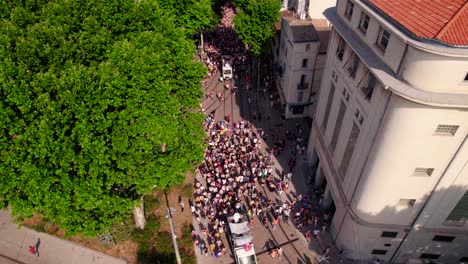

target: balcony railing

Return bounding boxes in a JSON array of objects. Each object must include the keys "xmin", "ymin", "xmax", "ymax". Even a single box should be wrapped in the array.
[{"xmin": 297, "ymin": 82, "xmax": 309, "ymax": 90}]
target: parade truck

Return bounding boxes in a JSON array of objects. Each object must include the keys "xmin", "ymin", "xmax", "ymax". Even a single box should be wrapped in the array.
[
  {"xmin": 227, "ymin": 213, "xmax": 258, "ymax": 264},
  {"xmin": 222, "ymin": 55, "xmax": 233, "ymax": 80}
]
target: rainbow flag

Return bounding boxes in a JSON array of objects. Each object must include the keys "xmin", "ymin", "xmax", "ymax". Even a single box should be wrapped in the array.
[{"xmin": 219, "ymin": 127, "xmax": 229, "ymax": 136}]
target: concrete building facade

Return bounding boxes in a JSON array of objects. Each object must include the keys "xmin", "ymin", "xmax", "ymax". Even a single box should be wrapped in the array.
[
  {"xmin": 307, "ymin": 0, "xmax": 468, "ymax": 263},
  {"xmin": 272, "ymin": 0, "xmax": 333, "ymax": 119},
  {"xmin": 275, "ymin": 16, "xmax": 320, "ymax": 119}
]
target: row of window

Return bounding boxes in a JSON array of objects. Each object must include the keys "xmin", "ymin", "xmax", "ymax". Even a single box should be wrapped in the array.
[
  {"xmin": 371, "ymin": 250, "xmax": 468, "ymax": 262},
  {"xmin": 374, "ymin": 232, "xmax": 464, "ymax": 260},
  {"xmin": 344, "ymin": 1, "xmax": 468, "ymax": 85},
  {"xmin": 381, "ymin": 232, "xmax": 456, "ymax": 242},
  {"xmin": 335, "ymin": 39, "xmax": 376, "ymax": 102},
  {"xmin": 345, "ymin": 1, "xmax": 391, "ymax": 52}
]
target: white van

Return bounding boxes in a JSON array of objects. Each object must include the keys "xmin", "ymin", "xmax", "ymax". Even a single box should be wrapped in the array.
[{"xmin": 222, "ymin": 55, "xmax": 233, "ymax": 80}]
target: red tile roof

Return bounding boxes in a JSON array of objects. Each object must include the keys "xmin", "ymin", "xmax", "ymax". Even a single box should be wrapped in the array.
[{"xmin": 368, "ymin": 0, "xmax": 468, "ymax": 46}]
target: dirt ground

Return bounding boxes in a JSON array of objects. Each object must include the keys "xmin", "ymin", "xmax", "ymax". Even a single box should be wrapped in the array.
[
  {"xmin": 21, "ymin": 171, "xmax": 196, "ymax": 264},
  {"xmin": 152, "ymin": 172, "xmax": 196, "ymax": 237}
]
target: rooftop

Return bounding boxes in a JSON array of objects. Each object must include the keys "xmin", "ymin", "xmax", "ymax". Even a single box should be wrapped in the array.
[
  {"xmin": 283, "ymin": 16, "xmax": 319, "ymax": 43},
  {"xmin": 367, "ymin": 0, "xmax": 468, "ymax": 46}
]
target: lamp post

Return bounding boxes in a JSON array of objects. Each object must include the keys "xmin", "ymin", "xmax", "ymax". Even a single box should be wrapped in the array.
[{"xmin": 166, "ymin": 207, "xmax": 182, "ymax": 264}]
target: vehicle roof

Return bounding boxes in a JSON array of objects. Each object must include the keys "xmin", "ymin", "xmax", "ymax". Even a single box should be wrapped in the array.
[
  {"xmin": 228, "ymin": 221, "xmax": 250, "ymax": 235},
  {"xmin": 234, "ymin": 246, "xmax": 256, "ymax": 258}
]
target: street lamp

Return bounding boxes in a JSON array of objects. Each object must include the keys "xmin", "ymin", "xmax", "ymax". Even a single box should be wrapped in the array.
[{"xmin": 166, "ymin": 207, "xmax": 182, "ymax": 264}]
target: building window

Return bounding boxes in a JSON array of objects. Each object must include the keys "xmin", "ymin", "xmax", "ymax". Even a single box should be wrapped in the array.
[
  {"xmin": 345, "ymin": 1, "xmax": 354, "ymax": 20},
  {"xmin": 354, "ymin": 108, "xmax": 365, "ymax": 125},
  {"xmin": 358, "ymin": 115, "xmax": 364, "ymax": 125},
  {"xmin": 336, "ymin": 37, "xmax": 345, "ymax": 61},
  {"xmin": 331, "ymin": 101, "xmax": 346, "ymax": 153},
  {"xmin": 420, "ymin": 253, "xmax": 440, "ymax": 260},
  {"xmin": 413, "ymin": 168, "xmax": 434, "ymax": 177},
  {"xmin": 372, "ymin": 249, "xmax": 387, "ymax": 255},
  {"xmin": 434, "ymin": 125, "xmax": 459, "ymax": 136},
  {"xmin": 362, "ymin": 74, "xmax": 376, "ymax": 100},
  {"xmin": 342, "ymin": 88, "xmax": 350, "ymax": 102},
  {"xmin": 306, "ymin": 44, "xmax": 311, "ymax": 51},
  {"xmin": 384, "ymin": 243, "xmax": 391, "ymax": 247},
  {"xmin": 381, "ymin": 231, "xmax": 398, "ymax": 238},
  {"xmin": 347, "ymin": 54, "xmax": 360, "ymax": 78},
  {"xmin": 321, "ymin": 84, "xmax": 336, "ymax": 131},
  {"xmin": 433, "ymin": 235, "xmax": 455, "ymax": 242},
  {"xmin": 445, "ymin": 191, "xmax": 468, "ymax": 224},
  {"xmin": 339, "ymin": 122, "xmax": 360, "ymax": 179},
  {"xmin": 377, "ymin": 27, "xmax": 390, "ymax": 51},
  {"xmin": 332, "ymin": 70, "xmax": 338, "ymax": 83},
  {"xmin": 302, "ymin": 58, "xmax": 308, "ymax": 68},
  {"xmin": 291, "ymin": 105, "xmax": 305, "ymax": 115},
  {"xmin": 359, "ymin": 13, "xmax": 370, "ymax": 34},
  {"xmin": 297, "ymin": 91, "xmax": 304, "ymax": 102},
  {"xmin": 398, "ymin": 199, "xmax": 416, "ymax": 207},
  {"xmin": 298, "ymin": 74, "xmax": 308, "ymax": 90}
]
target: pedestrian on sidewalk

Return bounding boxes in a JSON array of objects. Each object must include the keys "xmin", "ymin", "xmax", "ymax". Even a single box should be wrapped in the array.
[
  {"xmin": 313, "ymin": 227, "xmax": 320, "ymax": 239},
  {"xmin": 272, "ymin": 217, "xmax": 279, "ymax": 230},
  {"xmin": 35, "ymin": 238, "xmax": 41, "ymax": 256},
  {"xmin": 277, "ymin": 247, "xmax": 284, "ymax": 259},
  {"xmin": 179, "ymin": 200, "xmax": 185, "ymax": 213},
  {"xmin": 305, "ymin": 230, "xmax": 311, "ymax": 242},
  {"xmin": 270, "ymin": 248, "xmax": 278, "ymax": 258},
  {"xmin": 28, "ymin": 246, "xmax": 36, "ymax": 255}
]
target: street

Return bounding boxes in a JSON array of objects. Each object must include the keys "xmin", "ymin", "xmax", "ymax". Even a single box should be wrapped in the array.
[{"xmin": 193, "ymin": 59, "xmax": 348, "ymax": 264}]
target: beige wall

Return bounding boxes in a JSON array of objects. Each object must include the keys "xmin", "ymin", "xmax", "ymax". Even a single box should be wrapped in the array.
[
  {"xmin": 401, "ymin": 46, "xmax": 468, "ymax": 93},
  {"xmin": 352, "ymin": 95, "xmax": 468, "ymax": 225}
]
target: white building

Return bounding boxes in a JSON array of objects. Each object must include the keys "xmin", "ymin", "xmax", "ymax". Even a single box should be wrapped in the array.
[
  {"xmin": 273, "ymin": 0, "xmax": 333, "ymax": 119},
  {"xmin": 307, "ymin": 0, "xmax": 468, "ymax": 263},
  {"xmin": 275, "ymin": 15, "xmax": 320, "ymax": 118}
]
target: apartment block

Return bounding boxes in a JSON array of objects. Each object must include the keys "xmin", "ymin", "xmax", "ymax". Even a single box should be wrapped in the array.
[{"xmin": 307, "ymin": 0, "xmax": 468, "ymax": 263}]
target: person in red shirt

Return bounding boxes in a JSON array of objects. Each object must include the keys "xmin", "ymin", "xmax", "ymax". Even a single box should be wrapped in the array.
[{"xmin": 29, "ymin": 246, "xmax": 36, "ymax": 255}]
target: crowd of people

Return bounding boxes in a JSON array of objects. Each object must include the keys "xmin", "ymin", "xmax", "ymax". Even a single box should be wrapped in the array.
[
  {"xmin": 190, "ymin": 110, "xmax": 330, "ymax": 260},
  {"xmin": 190, "ymin": 0, "xmax": 333, "ymax": 262},
  {"xmin": 201, "ymin": 3, "xmax": 249, "ymax": 83}
]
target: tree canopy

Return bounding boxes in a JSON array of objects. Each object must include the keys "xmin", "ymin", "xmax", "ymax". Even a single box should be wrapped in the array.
[
  {"xmin": 233, "ymin": 0, "xmax": 281, "ymax": 57},
  {"xmin": 0, "ymin": 0, "xmax": 210, "ymax": 236}
]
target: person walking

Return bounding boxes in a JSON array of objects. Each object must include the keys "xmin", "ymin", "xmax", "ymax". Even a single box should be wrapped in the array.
[
  {"xmin": 34, "ymin": 238, "xmax": 41, "ymax": 256},
  {"xmin": 277, "ymin": 247, "xmax": 284, "ymax": 259},
  {"xmin": 272, "ymin": 217, "xmax": 279, "ymax": 230},
  {"xmin": 179, "ymin": 200, "xmax": 185, "ymax": 213},
  {"xmin": 313, "ymin": 227, "xmax": 320, "ymax": 239}
]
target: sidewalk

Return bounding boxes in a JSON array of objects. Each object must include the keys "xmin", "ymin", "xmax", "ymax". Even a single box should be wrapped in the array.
[{"xmin": 0, "ymin": 208, "xmax": 127, "ymax": 264}]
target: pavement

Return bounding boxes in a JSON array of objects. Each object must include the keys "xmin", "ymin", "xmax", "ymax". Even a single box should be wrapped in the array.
[
  {"xmin": 195, "ymin": 67, "xmax": 350, "ymax": 264},
  {"xmin": 0, "ymin": 208, "xmax": 127, "ymax": 264}
]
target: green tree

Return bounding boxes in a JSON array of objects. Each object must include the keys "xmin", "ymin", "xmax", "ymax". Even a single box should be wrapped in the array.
[
  {"xmin": 233, "ymin": 0, "xmax": 281, "ymax": 57},
  {"xmin": 158, "ymin": 0, "xmax": 218, "ymax": 36},
  {"xmin": 0, "ymin": 0, "xmax": 207, "ymax": 236}
]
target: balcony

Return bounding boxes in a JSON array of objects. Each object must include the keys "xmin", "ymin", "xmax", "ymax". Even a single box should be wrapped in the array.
[{"xmin": 297, "ymin": 82, "xmax": 309, "ymax": 90}]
